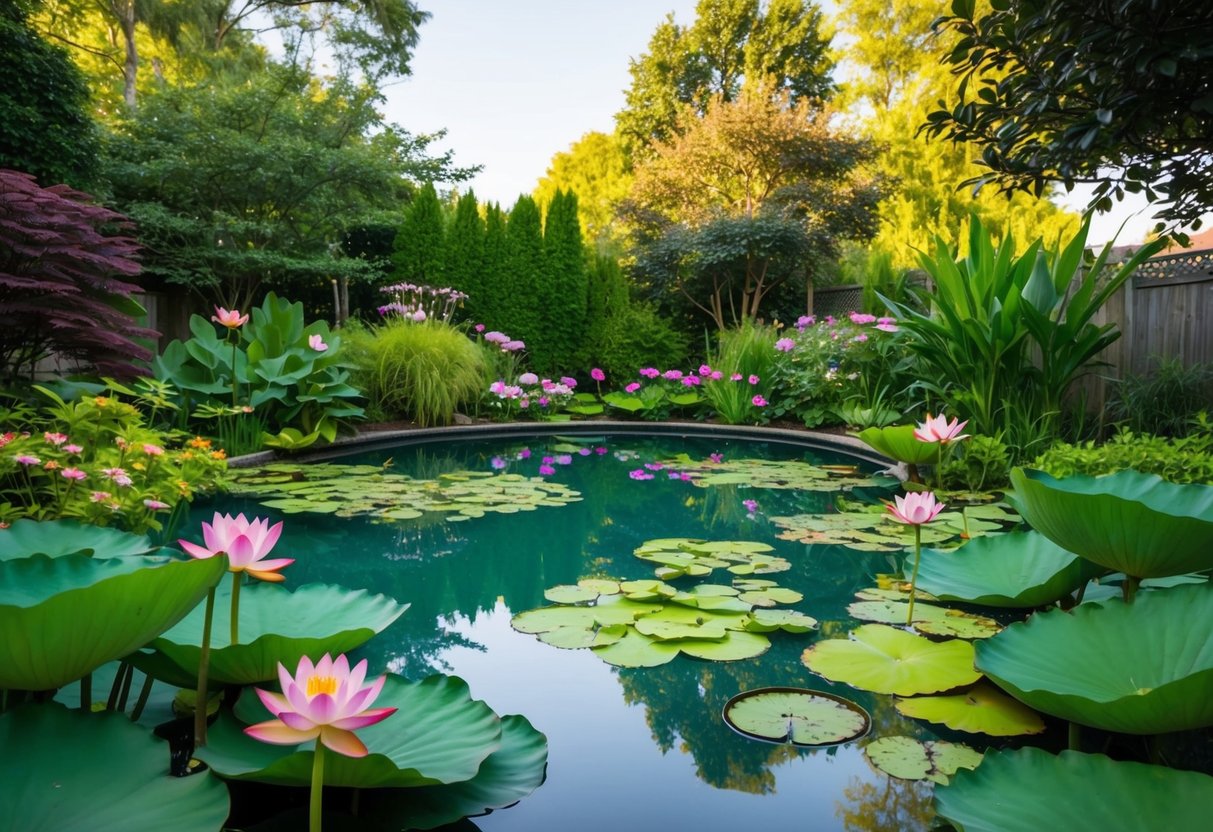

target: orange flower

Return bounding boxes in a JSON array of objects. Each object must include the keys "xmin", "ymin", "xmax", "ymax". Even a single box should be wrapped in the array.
[
  {"xmin": 94, "ymin": 396, "xmax": 109, "ymax": 407},
  {"xmin": 211, "ymin": 449, "xmax": 227, "ymax": 460},
  {"xmin": 188, "ymin": 436, "xmax": 213, "ymax": 449}
]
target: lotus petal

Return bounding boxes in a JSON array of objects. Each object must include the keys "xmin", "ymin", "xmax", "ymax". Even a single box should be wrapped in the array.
[{"xmin": 975, "ymin": 583, "xmax": 1213, "ymax": 733}]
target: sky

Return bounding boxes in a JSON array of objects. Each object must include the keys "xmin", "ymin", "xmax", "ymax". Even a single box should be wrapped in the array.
[{"xmin": 378, "ymin": 1, "xmax": 1203, "ymax": 246}]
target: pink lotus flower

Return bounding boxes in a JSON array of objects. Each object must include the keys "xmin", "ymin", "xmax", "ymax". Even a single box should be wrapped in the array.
[
  {"xmin": 212, "ymin": 307, "xmax": 249, "ymax": 329},
  {"xmin": 913, "ymin": 413, "xmax": 971, "ymax": 444},
  {"xmin": 886, "ymin": 491, "xmax": 946, "ymax": 525},
  {"xmin": 308, "ymin": 334, "xmax": 328, "ymax": 351},
  {"xmin": 179, "ymin": 512, "xmax": 294, "ymax": 582},
  {"xmin": 244, "ymin": 654, "xmax": 396, "ymax": 758},
  {"xmin": 629, "ymin": 469, "xmax": 654, "ymax": 480},
  {"xmin": 591, "ymin": 368, "xmax": 605, "ymax": 381}
]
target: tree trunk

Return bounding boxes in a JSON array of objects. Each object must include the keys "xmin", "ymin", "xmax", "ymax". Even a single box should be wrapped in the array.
[{"xmin": 110, "ymin": 1, "xmax": 139, "ymax": 110}]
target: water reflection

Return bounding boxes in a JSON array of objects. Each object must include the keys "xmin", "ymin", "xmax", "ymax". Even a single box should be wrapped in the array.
[{"xmin": 199, "ymin": 434, "xmax": 950, "ymax": 831}]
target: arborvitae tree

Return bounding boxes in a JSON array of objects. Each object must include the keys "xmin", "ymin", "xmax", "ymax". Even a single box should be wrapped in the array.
[
  {"xmin": 443, "ymin": 190, "xmax": 484, "ymax": 317},
  {"xmin": 501, "ymin": 195, "xmax": 544, "ymax": 362},
  {"xmin": 479, "ymin": 202, "xmax": 510, "ymax": 329},
  {"xmin": 584, "ymin": 253, "xmax": 629, "ymax": 368},
  {"xmin": 542, "ymin": 190, "xmax": 588, "ymax": 373},
  {"xmin": 391, "ymin": 182, "xmax": 446, "ymax": 285}
]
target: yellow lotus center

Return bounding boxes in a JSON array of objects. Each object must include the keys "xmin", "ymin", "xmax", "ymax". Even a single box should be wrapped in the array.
[{"xmin": 307, "ymin": 675, "xmax": 338, "ymax": 697}]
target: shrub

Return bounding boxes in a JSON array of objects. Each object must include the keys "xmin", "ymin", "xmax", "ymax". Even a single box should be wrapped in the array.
[
  {"xmin": 347, "ymin": 319, "xmax": 484, "ymax": 426},
  {"xmin": 1105, "ymin": 358, "xmax": 1213, "ymax": 437},
  {"xmin": 704, "ymin": 321, "xmax": 778, "ymax": 425},
  {"xmin": 1032, "ymin": 419, "xmax": 1213, "ymax": 485},
  {"xmin": 595, "ymin": 302, "xmax": 690, "ymax": 382}
]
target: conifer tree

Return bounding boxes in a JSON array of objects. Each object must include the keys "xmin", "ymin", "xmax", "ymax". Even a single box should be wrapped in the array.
[
  {"xmin": 542, "ymin": 189, "xmax": 588, "ymax": 372},
  {"xmin": 502, "ymin": 195, "xmax": 544, "ymax": 364},
  {"xmin": 443, "ymin": 190, "xmax": 484, "ymax": 317},
  {"xmin": 391, "ymin": 182, "xmax": 446, "ymax": 285},
  {"xmin": 479, "ymin": 202, "xmax": 510, "ymax": 329},
  {"xmin": 584, "ymin": 253, "xmax": 629, "ymax": 368}
]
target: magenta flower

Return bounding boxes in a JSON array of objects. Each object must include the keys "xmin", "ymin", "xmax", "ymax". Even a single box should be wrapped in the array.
[
  {"xmin": 244, "ymin": 654, "xmax": 396, "ymax": 758},
  {"xmin": 913, "ymin": 413, "xmax": 971, "ymax": 444},
  {"xmin": 474, "ymin": 323, "xmax": 486, "ymax": 333},
  {"xmin": 595, "ymin": 446, "xmax": 608, "ymax": 455},
  {"xmin": 142, "ymin": 443, "xmax": 164, "ymax": 456},
  {"xmin": 853, "ymin": 333, "xmax": 869, "ymax": 343},
  {"xmin": 519, "ymin": 398, "xmax": 530, "ymax": 409},
  {"xmin": 308, "ymin": 334, "xmax": 328, "ymax": 351},
  {"xmin": 541, "ymin": 456, "xmax": 555, "ymax": 464},
  {"xmin": 591, "ymin": 367, "xmax": 605, "ymax": 381},
  {"xmin": 538, "ymin": 464, "xmax": 556, "ymax": 476},
  {"xmin": 179, "ymin": 512, "xmax": 294, "ymax": 583},
  {"xmin": 578, "ymin": 448, "xmax": 591, "ymax": 456},
  {"xmin": 519, "ymin": 372, "xmax": 539, "ymax": 385},
  {"xmin": 752, "ymin": 395, "xmax": 768, "ymax": 407},
  {"xmin": 411, "ymin": 309, "xmax": 427, "ymax": 322},
  {"xmin": 560, "ymin": 376, "xmax": 578, "ymax": 388},
  {"xmin": 850, "ymin": 312, "xmax": 877, "ymax": 325},
  {"xmin": 502, "ymin": 340, "xmax": 525, "ymax": 352},
  {"xmin": 710, "ymin": 370, "xmax": 723, "ymax": 380},
  {"xmin": 743, "ymin": 499, "xmax": 759, "ymax": 514},
  {"xmin": 555, "ymin": 454, "xmax": 573, "ymax": 465},
  {"xmin": 625, "ymin": 382, "xmax": 641, "ymax": 393},
  {"xmin": 663, "ymin": 369, "xmax": 683, "ymax": 381},
  {"xmin": 681, "ymin": 375, "xmax": 700, "ymax": 386},
  {"xmin": 143, "ymin": 498, "xmax": 170, "ymax": 510},
  {"xmin": 490, "ymin": 456, "xmax": 507, "ymax": 470},
  {"xmin": 709, "ymin": 453, "xmax": 724, "ymax": 463},
  {"xmin": 796, "ymin": 315, "xmax": 815, "ymax": 330},
  {"xmin": 644, "ymin": 462, "xmax": 665, "ymax": 471},
  {"xmin": 775, "ymin": 338, "xmax": 796, "ymax": 352},
  {"xmin": 518, "ymin": 448, "xmax": 532, "ymax": 459},
  {"xmin": 89, "ymin": 490, "xmax": 110, "ymax": 503},
  {"xmin": 63, "ymin": 444, "xmax": 83, "ymax": 454},
  {"xmin": 730, "ymin": 373, "xmax": 743, "ymax": 382},
  {"xmin": 698, "ymin": 364, "xmax": 712, "ymax": 376},
  {"xmin": 629, "ymin": 469, "xmax": 654, "ymax": 480},
  {"xmin": 639, "ymin": 367, "xmax": 661, "ymax": 379},
  {"xmin": 886, "ymin": 491, "xmax": 946, "ymax": 525},
  {"xmin": 212, "ymin": 306, "xmax": 249, "ymax": 329},
  {"xmin": 14, "ymin": 454, "xmax": 40, "ymax": 466},
  {"xmin": 61, "ymin": 467, "xmax": 86, "ymax": 481},
  {"xmin": 484, "ymin": 331, "xmax": 509, "ymax": 344},
  {"xmin": 748, "ymin": 375, "xmax": 760, "ymax": 385},
  {"xmin": 44, "ymin": 432, "xmax": 68, "ymax": 446}
]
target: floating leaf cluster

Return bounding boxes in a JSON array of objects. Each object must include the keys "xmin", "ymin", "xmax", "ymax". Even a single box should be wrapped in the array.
[
  {"xmin": 661, "ymin": 454, "xmax": 897, "ymax": 492},
  {"xmin": 863, "ymin": 736, "xmax": 983, "ymax": 785},
  {"xmin": 848, "ymin": 586, "xmax": 1003, "ymax": 639},
  {"xmin": 772, "ymin": 500, "xmax": 1018, "ymax": 552},
  {"xmin": 633, "ymin": 537, "xmax": 790, "ymax": 580},
  {"xmin": 226, "ymin": 462, "xmax": 582, "ymax": 522}
]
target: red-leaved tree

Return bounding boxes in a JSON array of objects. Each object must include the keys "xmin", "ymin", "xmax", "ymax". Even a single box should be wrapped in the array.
[{"xmin": 0, "ymin": 169, "xmax": 156, "ymax": 382}]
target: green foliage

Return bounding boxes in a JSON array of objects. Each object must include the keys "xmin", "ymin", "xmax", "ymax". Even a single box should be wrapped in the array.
[
  {"xmin": 616, "ymin": 0, "xmax": 835, "ymax": 155},
  {"xmin": 583, "ymin": 254, "xmax": 630, "ymax": 370},
  {"xmin": 534, "ymin": 131, "xmax": 632, "ymax": 248},
  {"xmin": 704, "ymin": 321, "xmax": 778, "ymax": 424},
  {"xmin": 883, "ymin": 214, "xmax": 1165, "ymax": 456},
  {"xmin": 943, "ymin": 434, "xmax": 1012, "ymax": 492},
  {"xmin": 1106, "ymin": 359, "xmax": 1213, "ymax": 437},
  {"xmin": 926, "ymin": 0, "xmax": 1213, "ymax": 235},
  {"xmin": 345, "ymin": 319, "xmax": 484, "ymax": 426},
  {"xmin": 0, "ymin": 4, "xmax": 97, "ymax": 188},
  {"xmin": 500, "ymin": 195, "xmax": 545, "ymax": 356},
  {"xmin": 1032, "ymin": 423, "xmax": 1213, "ymax": 485},
  {"xmin": 443, "ymin": 190, "xmax": 485, "ymax": 319},
  {"xmin": 152, "ymin": 292, "xmax": 364, "ymax": 450},
  {"xmin": 392, "ymin": 182, "xmax": 446, "ymax": 284},
  {"xmin": 540, "ymin": 190, "xmax": 588, "ymax": 374},
  {"xmin": 0, "ymin": 387, "xmax": 228, "ymax": 533},
  {"xmin": 594, "ymin": 302, "xmax": 691, "ymax": 383}
]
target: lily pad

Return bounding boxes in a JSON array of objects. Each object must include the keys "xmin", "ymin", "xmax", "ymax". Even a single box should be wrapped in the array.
[
  {"xmin": 132, "ymin": 582, "xmax": 409, "ymax": 686},
  {"xmin": 633, "ymin": 538, "xmax": 789, "ymax": 579},
  {"xmin": 0, "ymin": 704, "xmax": 229, "ymax": 832},
  {"xmin": 200, "ymin": 674, "xmax": 509, "ymax": 788},
  {"xmin": 864, "ymin": 736, "xmax": 983, "ymax": 785},
  {"xmin": 915, "ymin": 531, "xmax": 1105, "ymax": 608},
  {"xmin": 894, "ymin": 682, "xmax": 1046, "ymax": 736},
  {"xmin": 591, "ymin": 629, "xmax": 682, "ymax": 668},
  {"xmin": 935, "ymin": 748, "xmax": 1213, "ymax": 832},
  {"xmin": 543, "ymin": 584, "xmax": 599, "ymax": 604},
  {"xmin": 662, "ymin": 454, "xmax": 896, "ymax": 492},
  {"xmin": 744, "ymin": 609, "xmax": 819, "ymax": 633},
  {"xmin": 1009, "ymin": 468, "xmax": 1213, "ymax": 579},
  {"xmin": 802, "ymin": 624, "xmax": 981, "ymax": 696},
  {"xmin": 0, "ymin": 519, "xmax": 157, "ymax": 560},
  {"xmin": 975, "ymin": 582, "xmax": 1213, "ymax": 733},
  {"xmin": 846, "ymin": 600, "xmax": 1002, "ymax": 639},
  {"xmin": 724, "ymin": 687, "xmax": 869, "ymax": 746},
  {"xmin": 0, "ymin": 554, "xmax": 226, "ymax": 690}
]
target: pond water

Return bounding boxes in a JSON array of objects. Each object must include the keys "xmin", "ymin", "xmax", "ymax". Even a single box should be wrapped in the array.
[{"xmin": 203, "ymin": 429, "xmax": 985, "ymax": 831}]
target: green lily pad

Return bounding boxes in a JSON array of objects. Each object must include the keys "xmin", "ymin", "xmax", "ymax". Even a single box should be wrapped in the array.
[
  {"xmin": 510, "ymin": 597, "xmax": 663, "ymax": 634},
  {"xmin": 662, "ymin": 454, "xmax": 896, "ymax": 492},
  {"xmin": 133, "ymin": 582, "xmax": 408, "ymax": 686},
  {"xmin": 678, "ymin": 630, "xmax": 770, "ymax": 661},
  {"xmin": 723, "ymin": 687, "xmax": 870, "ymax": 746},
  {"xmin": 200, "ymin": 674, "xmax": 506, "ymax": 788},
  {"xmin": 634, "ymin": 617, "xmax": 730, "ymax": 641},
  {"xmin": 0, "ymin": 519, "xmax": 157, "ymax": 560},
  {"xmin": 935, "ymin": 748, "xmax": 1213, "ymax": 832},
  {"xmin": 0, "ymin": 704, "xmax": 229, "ymax": 832},
  {"xmin": 591, "ymin": 629, "xmax": 682, "ymax": 668},
  {"xmin": 975, "ymin": 583, "xmax": 1213, "ymax": 733},
  {"xmin": 846, "ymin": 600, "xmax": 1002, "ymax": 639},
  {"xmin": 894, "ymin": 682, "xmax": 1046, "ymax": 736},
  {"xmin": 535, "ymin": 623, "xmax": 628, "ymax": 649},
  {"xmin": 633, "ymin": 538, "xmax": 789, "ymax": 579},
  {"xmin": 744, "ymin": 609, "xmax": 819, "ymax": 633},
  {"xmin": 802, "ymin": 624, "xmax": 981, "ymax": 696},
  {"xmin": 1010, "ymin": 468, "xmax": 1213, "ymax": 579},
  {"xmin": 0, "ymin": 554, "xmax": 226, "ymax": 690},
  {"xmin": 856, "ymin": 425, "xmax": 942, "ymax": 465},
  {"xmin": 774, "ymin": 499, "xmax": 1020, "ymax": 552},
  {"xmin": 738, "ymin": 587, "xmax": 804, "ymax": 607},
  {"xmin": 543, "ymin": 584, "xmax": 599, "ymax": 604},
  {"xmin": 864, "ymin": 736, "xmax": 983, "ymax": 785},
  {"xmin": 915, "ymin": 531, "xmax": 1105, "ymax": 608}
]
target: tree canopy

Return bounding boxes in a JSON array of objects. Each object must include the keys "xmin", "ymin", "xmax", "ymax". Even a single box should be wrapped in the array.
[
  {"xmin": 925, "ymin": 0, "xmax": 1213, "ymax": 235},
  {"xmin": 534, "ymin": 131, "xmax": 632, "ymax": 250}
]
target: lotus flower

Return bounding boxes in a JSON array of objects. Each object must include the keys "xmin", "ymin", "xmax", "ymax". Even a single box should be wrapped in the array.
[
  {"xmin": 887, "ymin": 491, "xmax": 946, "ymax": 525},
  {"xmin": 179, "ymin": 512, "xmax": 293, "ymax": 582},
  {"xmin": 914, "ymin": 413, "xmax": 970, "ymax": 444},
  {"xmin": 308, "ymin": 334, "xmax": 328, "ymax": 351},
  {"xmin": 245, "ymin": 653, "xmax": 396, "ymax": 758},
  {"xmin": 211, "ymin": 306, "xmax": 249, "ymax": 329}
]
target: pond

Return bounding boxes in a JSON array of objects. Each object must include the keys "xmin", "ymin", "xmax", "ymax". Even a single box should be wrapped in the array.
[{"xmin": 204, "ymin": 427, "xmax": 1011, "ymax": 831}]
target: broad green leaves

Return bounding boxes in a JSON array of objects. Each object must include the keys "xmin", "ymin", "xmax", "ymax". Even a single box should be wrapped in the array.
[
  {"xmin": 864, "ymin": 736, "xmax": 982, "ymax": 785},
  {"xmin": 724, "ymin": 688, "xmax": 869, "ymax": 746},
  {"xmin": 895, "ymin": 683, "xmax": 1045, "ymax": 736},
  {"xmin": 802, "ymin": 624, "xmax": 981, "ymax": 696}
]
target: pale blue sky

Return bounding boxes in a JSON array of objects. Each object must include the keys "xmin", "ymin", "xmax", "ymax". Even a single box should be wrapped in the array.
[{"xmin": 379, "ymin": 1, "xmax": 1198, "ymax": 245}]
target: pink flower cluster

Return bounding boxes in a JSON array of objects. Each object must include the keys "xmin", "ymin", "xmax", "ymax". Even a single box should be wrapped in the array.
[
  {"xmin": 377, "ymin": 282, "xmax": 468, "ymax": 323},
  {"xmin": 626, "ymin": 364, "xmax": 764, "ymax": 404},
  {"xmin": 482, "ymin": 330, "xmax": 526, "ymax": 352}
]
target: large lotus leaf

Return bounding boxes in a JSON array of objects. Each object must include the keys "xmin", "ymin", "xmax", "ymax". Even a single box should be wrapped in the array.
[
  {"xmin": 802, "ymin": 624, "xmax": 981, "ymax": 696},
  {"xmin": 894, "ymin": 682, "xmax": 1046, "ymax": 736},
  {"xmin": 724, "ymin": 688, "xmax": 869, "ymax": 746},
  {"xmin": 864, "ymin": 736, "xmax": 983, "ymax": 785},
  {"xmin": 935, "ymin": 748, "xmax": 1213, "ymax": 832},
  {"xmin": 1009, "ymin": 468, "xmax": 1213, "ymax": 578},
  {"xmin": 856, "ymin": 425, "xmax": 941, "ymax": 465},
  {"xmin": 200, "ymin": 674, "xmax": 502, "ymax": 788},
  {"xmin": 0, "ymin": 554, "xmax": 226, "ymax": 690},
  {"xmin": 975, "ymin": 583, "xmax": 1213, "ymax": 733},
  {"xmin": 0, "ymin": 519, "xmax": 156, "ymax": 560},
  {"xmin": 591, "ymin": 629, "xmax": 681, "ymax": 667},
  {"xmin": 0, "ymin": 704, "xmax": 229, "ymax": 832},
  {"xmin": 915, "ymin": 531, "xmax": 1105, "ymax": 608},
  {"xmin": 678, "ymin": 630, "xmax": 770, "ymax": 661},
  {"xmin": 846, "ymin": 600, "xmax": 1002, "ymax": 639},
  {"xmin": 137, "ymin": 582, "xmax": 408, "ymax": 686}
]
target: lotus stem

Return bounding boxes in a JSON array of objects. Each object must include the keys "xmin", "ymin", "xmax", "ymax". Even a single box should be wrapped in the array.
[
  {"xmin": 960, "ymin": 505, "xmax": 970, "ymax": 540},
  {"xmin": 906, "ymin": 524, "xmax": 922, "ymax": 625},
  {"xmin": 195, "ymin": 587, "xmax": 216, "ymax": 746},
  {"xmin": 116, "ymin": 662, "xmax": 134, "ymax": 711},
  {"xmin": 106, "ymin": 661, "xmax": 132, "ymax": 710},
  {"xmin": 1068, "ymin": 721, "xmax": 1081, "ymax": 751},
  {"xmin": 1123, "ymin": 576, "xmax": 1141, "ymax": 604},
  {"xmin": 130, "ymin": 672, "xmax": 154, "ymax": 722},
  {"xmin": 230, "ymin": 337, "xmax": 239, "ymax": 409},
  {"xmin": 81, "ymin": 672, "xmax": 92, "ymax": 711},
  {"xmin": 230, "ymin": 572, "xmax": 242, "ymax": 645},
  {"xmin": 310, "ymin": 742, "xmax": 326, "ymax": 832}
]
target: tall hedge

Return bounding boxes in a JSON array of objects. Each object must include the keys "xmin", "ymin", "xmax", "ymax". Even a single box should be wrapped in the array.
[
  {"xmin": 498, "ymin": 195, "xmax": 544, "ymax": 361},
  {"xmin": 541, "ymin": 189, "xmax": 588, "ymax": 372},
  {"xmin": 391, "ymin": 182, "xmax": 445, "ymax": 285},
  {"xmin": 480, "ymin": 202, "xmax": 509, "ymax": 329},
  {"xmin": 444, "ymin": 190, "xmax": 484, "ymax": 317}
]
